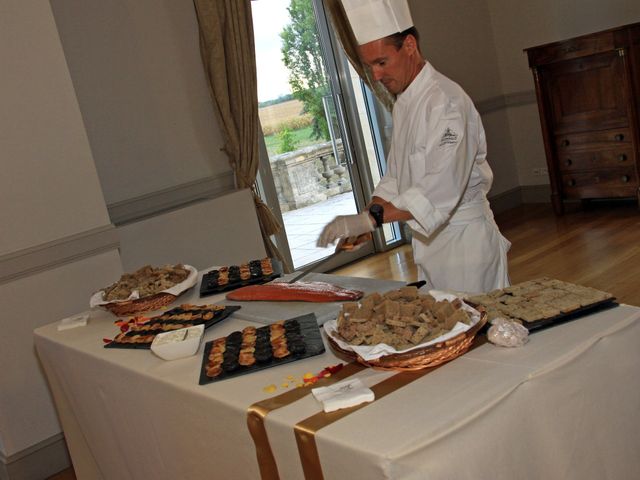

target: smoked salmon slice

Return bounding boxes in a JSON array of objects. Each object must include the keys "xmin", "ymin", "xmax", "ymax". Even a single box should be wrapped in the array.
[{"xmin": 225, "ymin": 281, "xmax": 363, "ymax": 303}]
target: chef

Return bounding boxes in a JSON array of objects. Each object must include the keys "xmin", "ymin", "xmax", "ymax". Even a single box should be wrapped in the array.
[{"xmin": 317, "ymin": 0, "xmax": 510, "ymax": 293}]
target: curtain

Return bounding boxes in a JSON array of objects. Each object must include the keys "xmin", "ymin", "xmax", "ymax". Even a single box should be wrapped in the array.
[
  {"xmin": 324, "ymin": 0, "xmax": 395, "ymax": 111},
  {"xmin": 192, "ymin": 0, "xmax": 289, "ymax": 271}
]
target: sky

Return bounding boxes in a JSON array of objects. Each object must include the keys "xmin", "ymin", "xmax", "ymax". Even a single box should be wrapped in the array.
[{"xmin": 251, "ymin": 0, "xmax": 295, "ymax": 102}]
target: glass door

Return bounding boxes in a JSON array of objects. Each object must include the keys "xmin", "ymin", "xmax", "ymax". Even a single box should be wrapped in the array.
[
  {"xmin": 319, "ymin": 8, "xmax": 405, "ymax": 251},
  {"xmin": 251, "ymin": 0, "xmax": 404, "ymax": 271}
]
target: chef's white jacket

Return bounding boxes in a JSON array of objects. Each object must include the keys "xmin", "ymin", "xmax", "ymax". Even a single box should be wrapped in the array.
[{"xmin": 373, "ymin": 62, "xmax": 510, "ymax": 293}]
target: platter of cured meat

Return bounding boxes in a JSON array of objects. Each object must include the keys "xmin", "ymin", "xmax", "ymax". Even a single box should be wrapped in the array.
[
  {"xmin": 199, "ymin": 313, "xmax": 325, "ymax": 384},
  {"xmin": 104, "ymin": 304, "xmax": 240, "ymax": 349},
  {"xmin": 199, "ymin": 258, "xmax": 282, "ymax": 297}
]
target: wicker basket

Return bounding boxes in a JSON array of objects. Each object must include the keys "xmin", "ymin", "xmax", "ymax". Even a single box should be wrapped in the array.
[
  {"xmin": 327, "ymin": 311, "xmax": 488, "ymax": 371},
  {"xmin": 103, "ymin": 292, "xmax": 177, "ymax": 316}
]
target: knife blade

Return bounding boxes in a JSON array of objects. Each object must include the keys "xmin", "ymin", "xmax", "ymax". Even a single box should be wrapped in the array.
[{"xmin": 286, "ymin": 251, "xmax": 340, "ymax": 283}]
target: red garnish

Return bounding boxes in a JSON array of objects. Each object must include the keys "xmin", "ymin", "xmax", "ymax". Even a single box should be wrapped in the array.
[
  {"xmin": 327, "ymin": 363, "xmax": 343, "ymax": 374},
  {"xmin": 102, "ymin": 338, "xmax": 113, "ymax": 344},
  {"xmin": 299, "ymin": 363, "xmax": 344, "ymax": 387}
]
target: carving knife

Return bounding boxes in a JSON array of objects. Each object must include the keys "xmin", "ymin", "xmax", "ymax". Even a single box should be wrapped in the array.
[{"xmin": 286, "ymin": 250, "xmax": 340, "ymax": 283}]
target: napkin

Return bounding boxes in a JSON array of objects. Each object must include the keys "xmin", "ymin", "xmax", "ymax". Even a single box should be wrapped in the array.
[
  {"xmin": 57, "ymin": 313, "xmax": 89, "ymax": 331},
  {"xmin": 312, "ymin": 378, "xmax": 374, "ymax": 413}
]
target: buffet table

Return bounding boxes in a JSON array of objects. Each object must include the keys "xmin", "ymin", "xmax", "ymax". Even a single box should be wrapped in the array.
[{"xmin": 34, "ymin": 273, "xmax": 640, "ymax": 479}]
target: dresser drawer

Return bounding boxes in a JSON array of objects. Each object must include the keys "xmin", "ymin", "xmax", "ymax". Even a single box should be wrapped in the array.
[
  {"xmin": 556, "ymin": 128, "xmax": 632, "ymax": 151},
  {"xmin": 544, "ymin": 51, "xmax": 629, "ymax": 134},
  {"xmin": 562, "ymin": 169, "xmax": 638, "ymax": 199},
  {"xmin": 526, "ymin": 31, "xmax": 615, "ymax": 66},
  {"xmin": 557, "ymin": 147, "xmax": 634, "ymax": 172}
]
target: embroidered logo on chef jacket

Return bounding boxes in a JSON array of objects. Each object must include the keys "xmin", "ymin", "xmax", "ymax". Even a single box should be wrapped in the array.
[{"xmin": 438, "ymin": 127, "xmax": 459, "ymax": 147}]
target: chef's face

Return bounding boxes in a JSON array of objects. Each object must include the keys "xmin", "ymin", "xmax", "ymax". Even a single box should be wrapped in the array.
[{"xmin": 359, "ymin": 34, "xmax": 420, "ymax": 95}]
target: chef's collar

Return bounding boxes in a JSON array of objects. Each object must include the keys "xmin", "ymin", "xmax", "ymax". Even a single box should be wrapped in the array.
[
  {"xmin": 396, "ymin": 61, "xmax": 434, "ymax": 103},
  {"xmin": 341, "ymin": 0, "xmax": 414, "ymax": 45}
]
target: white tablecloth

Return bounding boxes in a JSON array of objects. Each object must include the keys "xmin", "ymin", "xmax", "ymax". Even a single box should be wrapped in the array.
[{"xmin": 34, "ymin": 275, "xmax": 640, "ymax": 479}]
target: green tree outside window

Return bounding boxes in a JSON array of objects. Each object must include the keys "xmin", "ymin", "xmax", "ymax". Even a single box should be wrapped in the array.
[{"xmin": 280, "ymin": 0, "xmax": 330, "ymax": 142}]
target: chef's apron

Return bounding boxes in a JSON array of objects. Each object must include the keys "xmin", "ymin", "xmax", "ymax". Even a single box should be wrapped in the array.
[{"xmin": 411, "ymin": 199, "xmax": 510, "ymax": 294}]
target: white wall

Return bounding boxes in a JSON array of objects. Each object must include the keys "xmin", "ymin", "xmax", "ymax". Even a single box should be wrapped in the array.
[
  {"xmin": 49, "ymin": 0, "xmax": 229, "ymax": 205},
  {"xmin": 409, "ymin": 0, "xmax": 640, "ymax": 191},
  {"xmin": 487, "ymin": 0, "xmax": 640, "ymax": 94},
  {"xmin": 0, "ymin": 252, "xmax": 122, "ymax": 456},
  {"xmin": 409, "ymin": 0, "xmax": 504, "ymax": 100},
  {"xmin": 0, "ymin": 1, "xmax": 112, "ymax": 255},
  {"xmin": 408, "ymin": 0, "xmax": 520, "ymax": 196},
  {"xmin": 486, "ymin": 0, "xmax": 640, "ymax": 186},
  {"xmin": 0, "ymin": 0, "xmax": 122, "ymax": 470}
]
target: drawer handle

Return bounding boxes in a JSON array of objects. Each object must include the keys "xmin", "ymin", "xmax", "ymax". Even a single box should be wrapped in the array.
[
  {"xmin": 615, "ymin": 134, "xmax": 625, "ymax": 141},
  {"xmin": 565, "ymin": 158, "xmax": 572, "ymax": 166},
  {"xmin": 568, "ymin": 179, "xmax": 576, "ymax": 187},
  {"xmin": 622, "ymin": 175, "xmax": 630, "ymax": 183},
  {"xmin": 618, "ymin": 154, "xmax": 627, "ymax": 162},
  {"xmin": 562, "ymin": 139, "xmax": 570, "ymax": 147}
]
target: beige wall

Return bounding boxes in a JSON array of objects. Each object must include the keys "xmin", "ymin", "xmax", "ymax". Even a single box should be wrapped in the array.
[
  {"xmin": 488, "ymin": 0, "xmax": 640, "ymax": 94},
  {"xmin": 0, "ymin": 252, "xmax": 122, "ymax": 456},
  {"xmin": 49, "ymin": 0, "xmax": 230, "ymax": 205},
  {"xmin": 0, "ymin": 0, "xmax": 122, "ymax": 468},
  {"xmin": 409, "ymin": 0, "xmax": 640, "ymax": 191},
  {"xmin": 409, "ymin": 0, "xmax": 504, "ymax": 100},
  {"xmin": 0, "ymin": 1, "xmax": 112, "ymax": 255},
  {"xmin": 409, "ymin": 0, "xmax": 520, "ymax": 196},
  {"xmin": 486, "ymin": 0, "xmax": 640, "ymax": 186}
]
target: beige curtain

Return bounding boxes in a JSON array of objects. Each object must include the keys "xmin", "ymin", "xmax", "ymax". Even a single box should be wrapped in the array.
[
  {"xmin": 324, "ymin": 0, "xmax": 395, "ymax": 111},
  {"xmin": 192, "ymin": 0, "xmax": 290, "ymax": 271}
]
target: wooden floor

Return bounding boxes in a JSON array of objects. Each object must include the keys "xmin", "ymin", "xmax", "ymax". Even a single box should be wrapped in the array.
[{"xmin": 46, "ymin": 200, "xmax": 640, "ymax": 480}]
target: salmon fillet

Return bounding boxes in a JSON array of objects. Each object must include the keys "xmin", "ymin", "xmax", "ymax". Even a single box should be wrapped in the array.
[{"xmin": 225, "ymin": 281, "xmax": 363, "ymax": 302}]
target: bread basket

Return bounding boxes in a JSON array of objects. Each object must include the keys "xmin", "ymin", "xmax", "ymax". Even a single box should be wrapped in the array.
[
  {"xmin": 327, "ymin": 310, "xmax": 487, "ymax": 371},
  {"xmin": 90, "ymin": 265, "xmax": 198, "ymax": 316}
]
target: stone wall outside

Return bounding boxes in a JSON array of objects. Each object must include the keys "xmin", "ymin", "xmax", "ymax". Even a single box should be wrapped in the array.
[{"xmin": 270, "ymin": 140, "xmax": 352, "ymax": 212}]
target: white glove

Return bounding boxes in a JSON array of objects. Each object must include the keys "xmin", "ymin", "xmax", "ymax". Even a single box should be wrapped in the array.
[
  {"xmin": 336, "ymin": 233, "xmax": 373, "ymax": 252},
  {"xmin": 317, "ymin": 212, "xmax": 375, "ymax": 248}
]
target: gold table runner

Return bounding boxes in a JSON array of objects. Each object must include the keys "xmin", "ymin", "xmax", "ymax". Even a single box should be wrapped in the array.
[
  {"xmin": 248, "ymin": 337, "xmax": 487, "ymax": 480},
  {"xmin": 294, "ymin": 337, "xmax": 488, "ymax": 479},
  {"xmin": 247, "ymin": 362, "xmax": 366, "ymax": 480}
]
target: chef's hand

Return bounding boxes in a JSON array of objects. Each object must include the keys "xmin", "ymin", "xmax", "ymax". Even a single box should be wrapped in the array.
[
  {"xmin": 317, "ymin": 212, "xmax": 375, "ymax": 248},
  {"xmin": 336, "ymin": 233, "xmax": 373, "ymax": 252}
]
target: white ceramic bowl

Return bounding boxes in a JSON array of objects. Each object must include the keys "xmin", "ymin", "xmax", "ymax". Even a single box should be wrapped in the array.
[{"xmin": 151, "ymin": 324, "xmax": 204, "ymax": 360}]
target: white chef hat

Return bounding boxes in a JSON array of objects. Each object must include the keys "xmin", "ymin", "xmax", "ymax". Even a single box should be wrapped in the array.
[{"xmin": 341, "ymin": 0, "xmax": 414, "ymax": 45}]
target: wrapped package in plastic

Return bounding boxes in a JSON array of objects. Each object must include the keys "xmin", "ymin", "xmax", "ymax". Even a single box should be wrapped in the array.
[{"xmin": 488, "ymin": 318, "xmax": 529, "ymax": 347}]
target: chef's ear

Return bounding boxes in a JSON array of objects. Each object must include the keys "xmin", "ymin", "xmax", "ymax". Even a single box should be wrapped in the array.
[{"xmin": 402, "ymin": 34, "xmax": 418, "ymax": 53}]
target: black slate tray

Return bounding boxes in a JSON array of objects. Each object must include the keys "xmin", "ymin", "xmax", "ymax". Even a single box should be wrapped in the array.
[
  {"xmin": 199, "ymin": 313, "xmax": 325, "ymax": 385},
  {"xmin": 525, "ymin": 298, "xmax": 618, "ymax": 332},
  {"xmin": 199, "ymin": 258, "xmax": 283, "ymax": 297},
  {"xmin": 104, "ymin": 305, "xmax": 241, "ymax": 349}
]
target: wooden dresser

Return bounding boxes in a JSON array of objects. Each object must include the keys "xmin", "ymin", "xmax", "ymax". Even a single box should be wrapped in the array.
[{"xmin": 525, "ymin": 23, "xmax": 640, "ymax": 214}]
